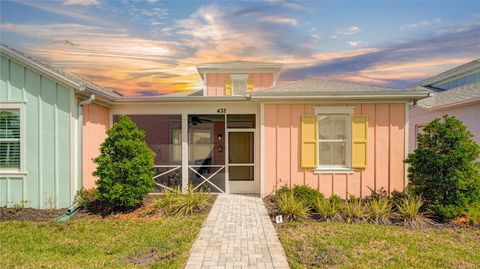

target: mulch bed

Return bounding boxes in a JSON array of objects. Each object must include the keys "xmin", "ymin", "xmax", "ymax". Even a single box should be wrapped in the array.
[
  {"xmin": 262, "ymin": 195, "xmax": 479, "ymax": 230},
  {"xmin": 1, "ymin": 194, "xmax": 218, "ymax": 222},
  {"xmin": 0, "ymin": 207, "xmax": 88, "ymax": 222}
]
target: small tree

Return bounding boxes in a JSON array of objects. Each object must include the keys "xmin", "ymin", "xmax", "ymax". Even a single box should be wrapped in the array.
[
  {"xmin": 405, "ymin": 115, "xmax": 480, "ymax": 220},
  {"xmin": 93, "ymin": 115, "xmax": 156, "ymax": 207}
]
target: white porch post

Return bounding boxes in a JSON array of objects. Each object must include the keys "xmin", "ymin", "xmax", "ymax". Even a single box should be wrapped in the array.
[
  {"xmin": 260, "ymin": 102, "xmax": 265, "ymax": 197},
  {"xmin": 181, "ymin": 113, "xmax": 188, "ymax": 192}
]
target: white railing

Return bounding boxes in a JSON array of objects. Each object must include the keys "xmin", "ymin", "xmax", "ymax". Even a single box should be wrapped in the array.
[
  {"xmin": 188, "ymin": 165, "xmax": 225, "ymax": 193},
  {"xmin": 153, "ymin": 165, "xmax": 181, "ymax": 191}
]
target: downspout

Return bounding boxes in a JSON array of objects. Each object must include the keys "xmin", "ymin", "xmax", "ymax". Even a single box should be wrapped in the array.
[
  {"xmin": 55, "ymin": 92, "xmax": 94, "ymax": 222},
  {"xmin": 77, "ymin": 92, "xmax": 95, "ymax": 191}
]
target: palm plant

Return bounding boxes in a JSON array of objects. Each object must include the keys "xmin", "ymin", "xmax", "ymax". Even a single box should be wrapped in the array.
[
  {"xmin": 397, "ymin": 195, "xmax": 430, "ymax": 227},
  {"xmin": 367, "ymin": 196, "xmax": 393, "ymax": 225},
  {"xmin": 276, "ymin": 190, "xmax": 309, "ymax": 221}
]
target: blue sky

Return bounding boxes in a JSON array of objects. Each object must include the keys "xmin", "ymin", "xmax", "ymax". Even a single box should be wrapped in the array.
[{"xmin": 1, "ymin": 0, "xmax": 479, "ymax": 96}]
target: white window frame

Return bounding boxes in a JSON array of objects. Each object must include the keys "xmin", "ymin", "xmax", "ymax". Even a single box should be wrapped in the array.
[
  {"xmin": 0, "ymin": 102, "xmax": 25, "ymax": 175},
  {"xmin": 230, "ymin": 74, "xmax": 248, "ymax": 96},
  {"xmin": 414, "ymin": 124, "xmax": 426, "ymax": 149},
  {"xmin": 314, "ymin": 107, "xmax": 354, "ymax": 173}
]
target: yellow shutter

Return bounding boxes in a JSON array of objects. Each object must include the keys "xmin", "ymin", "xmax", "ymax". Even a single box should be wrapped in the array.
[
  {"xmin": 225, "ymin": 79, "xmax": 232, "ymax": 96},
  {"xmin": 246, "ymin": 78, "xmax": 254, "ymax": 92},
  {"xmin": 301, "ymin": 115, "xmax": 317, "ymax": 168},
  {"xmin": 352, "ymin": 115, "xmax": 368, "ymax": 168}
]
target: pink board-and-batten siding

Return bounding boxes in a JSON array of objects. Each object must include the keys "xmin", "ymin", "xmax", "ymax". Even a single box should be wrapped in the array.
[
  {"xmin": 82, "ymin": 103, "xmax": 109, "ymax": 189},
  {"xmin": 205, "ymin": 73, "xmax": 274, "ymax": 96},
  {"xmin": 263, "ymin": 103, "xmax": 406, "ymax": 199}
]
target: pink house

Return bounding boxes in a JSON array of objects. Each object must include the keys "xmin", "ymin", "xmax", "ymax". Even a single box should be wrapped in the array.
[
  {"xmin": 81, "ymin": 61, "xmax": 429, "ymax": 198},
  {"xmin": 0, "ymin": 44, "xmax": 432, "ymax": 208},
  {"xmin": 409, "ymin": 59, "xmax": 480, "ymax": 152}
]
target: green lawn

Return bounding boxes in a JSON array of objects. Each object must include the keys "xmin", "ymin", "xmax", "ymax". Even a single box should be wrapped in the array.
[
  {"xmin": 278, "ymin": 222, "xmax": 480, "ymax": 269},
  {"xmin": 0, "ymin": 216, "xmax": 205, "ymax": 268}
]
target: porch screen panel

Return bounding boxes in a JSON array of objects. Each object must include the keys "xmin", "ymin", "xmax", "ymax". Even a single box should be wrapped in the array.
[
  {"xmin": 113, "ymin": 114, "xmax": 182, "ymax": 191},
  {"xmin": 188, "ymin": 115, "xmax": 226, "ymax": 192}
]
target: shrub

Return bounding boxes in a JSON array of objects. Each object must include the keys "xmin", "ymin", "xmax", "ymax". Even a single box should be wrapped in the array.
[
  {"xmin": 367, "ymin": 196, "xmax": 393, "ymax": 224},
  {"xmin": 93, "ymin": 115, "xmax": 156, "ymax": 208},
  {"xmin": 277, "ymin": 185, "xmax": 324, "ymax": 208},
  {"xmin": 276, "ymin": 191, "xmax": 309, "ymax": 221},
  {"xmin": 341, "ymin": 197, "xmax": 366, "ymax": 223},
  {"xmin": 405, "ymin": 115, "xmax": 480, "ymax": 220},
  {"xmin": 74, "ymin": 188, "xmax": 98, "ymax": 207},
  {"xmin": 293, "ymin": 185, "xmax": 325, "ymax": 207},
  {"xmin": 397, "ymin": 195, "xmax": 430, "ymax": 227},
  {"xmin": 156, "ymin": 187, "xmax": 210, "ymax": 216},
  {"xmin": 312, "ymin": 197, "xmax": 341, "ymax": 221},
  {"xmin": 465, "ymin": 202, "xmax": 480, "ymax": 225}
]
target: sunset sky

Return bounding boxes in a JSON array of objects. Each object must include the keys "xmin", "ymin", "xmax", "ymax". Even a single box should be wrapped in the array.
[{"xmin": 1, "ymin": 0, "xmax": 479, "ymax": 96}]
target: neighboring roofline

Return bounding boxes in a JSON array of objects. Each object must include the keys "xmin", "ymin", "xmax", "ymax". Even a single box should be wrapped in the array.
[
  {"xmin": 416, "ymin": 96, "xmax": 480, "ymax": 111},
  {"xmin": 414, "ymin": 58, "xmax": 480, "ymax": 87},
  {"xmin": 0, "ymin": 44, "xmax": 118, "ymax": 101}
]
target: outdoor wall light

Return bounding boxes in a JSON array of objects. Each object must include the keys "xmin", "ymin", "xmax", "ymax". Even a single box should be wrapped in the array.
[{"xmin": 218, "ymin": 134, "xmax": 223, "ymax": 141}]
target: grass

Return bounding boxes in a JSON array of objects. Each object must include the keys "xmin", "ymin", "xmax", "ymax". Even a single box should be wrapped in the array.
[
  {"xmin": 278, "ymin": 222, "xmax": 480, "ymax": 269},
  {"xmin": 0, "ymin": 204, "xmax": 210, "ymax": 269}
]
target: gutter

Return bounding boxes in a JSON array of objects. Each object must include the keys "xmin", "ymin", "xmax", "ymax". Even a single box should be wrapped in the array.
[
  {"xmin": 250, "ymin": 92, "xmax": 431, "ymax": 101},
  {"xmin": 77, "ymin": 93, "xmax": 95, "ymax": 190},
  {"xmin": 113, "ymin": 95, "xmax": 250, "ymax": 103}
]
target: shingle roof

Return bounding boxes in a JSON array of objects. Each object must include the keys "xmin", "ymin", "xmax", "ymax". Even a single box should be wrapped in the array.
[
  {"xmin": 251, "ymin": 79, "xmax": 430, "ymax": 98},
  {"xmin": 0, "ymin": 44, "xmax": 122, "ymax": 99},
  {"xmin": 416, "ymin": 81, "xmax": 480, "ymax": 108},
  {"xmin": 415, "ymin": 58, "xmax": 480, "ymax": 87}
]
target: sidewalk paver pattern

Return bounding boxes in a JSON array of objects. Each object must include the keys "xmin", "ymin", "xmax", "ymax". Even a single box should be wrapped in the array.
[{"xmin": 185, "ymin": 194, "xmax": 290, "ymax": 269}]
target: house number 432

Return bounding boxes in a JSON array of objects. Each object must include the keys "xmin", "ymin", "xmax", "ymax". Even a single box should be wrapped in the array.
[{"xmin": 217, "ymin": 108, "xmax": 227, "ymax": 114}]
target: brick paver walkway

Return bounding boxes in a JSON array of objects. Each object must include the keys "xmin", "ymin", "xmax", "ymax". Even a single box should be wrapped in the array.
[{"xmin": 185, "ymin": 194, "xmax": 290, "ymax": 269}]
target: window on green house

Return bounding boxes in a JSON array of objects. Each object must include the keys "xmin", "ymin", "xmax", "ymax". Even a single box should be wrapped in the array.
[{"xmin": 0, "ymin": 110, "xmax": 21, "ymax": 170}]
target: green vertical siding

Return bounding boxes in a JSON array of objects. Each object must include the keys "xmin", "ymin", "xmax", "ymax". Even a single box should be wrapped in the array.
[{"xmin": 0, "ymin": 55, "xmax": 73, "ymax": 208}]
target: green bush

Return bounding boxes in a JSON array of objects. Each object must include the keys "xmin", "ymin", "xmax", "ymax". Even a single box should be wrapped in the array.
[
  {"xmin": 397, "ymin": 195, "xmax": 430, "ymax": 227},
  {"xmin": 293, "ymin": 185, "xmax": 324, "ymax": 207},
  {"xmin": 277, "ymin": 185, "xmax": 324, "ymax": 208},
  {"xmin": 405, "ymin": 115, "xmax": 480, "ymax": 220},
  {"xmin": 465, "ymin": 202, "xmax": 480, "ymax": 225},
  {"xmin": 93, "ymin": 115, "xmax": 156, "ymax": 208},
  {"xmin": 156, "ymin": 186, "xmax": 210, "ymax": 216},
  {"xmin": 276, "ymin": 191, "xmax": 309, "ymax": 221},
  {"xmin": 74, "ymin": 188, "xmax": 98, "ymax": 207},
  {"xmin": 367, "ymin": 196, "xmax": 393, "ymax": 224},
  {"xmin": 312, "ymin": 197, "xmax": 341, "ymax": 221}
]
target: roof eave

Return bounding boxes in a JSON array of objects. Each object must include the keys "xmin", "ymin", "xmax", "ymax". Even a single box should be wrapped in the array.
[
  {"xmin": 113, "ymin": 96, "xmax": 250, "ymax": 103},
  {"xmin": 251, "ymin": 92, "xmax": 431, "ymax": 101},
  {"xmin": 196, "ymin": 64, "xmax": 284, "ymax": 81}
]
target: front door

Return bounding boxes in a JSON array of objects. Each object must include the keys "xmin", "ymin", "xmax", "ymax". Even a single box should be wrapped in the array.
[{"xmin": 227, "ymin": 130, "xmax": 257, "ymax": 193}]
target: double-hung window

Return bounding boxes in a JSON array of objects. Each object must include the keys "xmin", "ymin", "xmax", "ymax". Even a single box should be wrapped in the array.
[
  {"xmin": 315, "ymin": 107, "xmax": 353, "ymax": 170},
  {"xmin": 0, "ymin": 107, "xmax": 21, "ymax": 172},
  {"xmin": 230, "ymin": 74, "xmax": 248, "ymax": 96}
]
